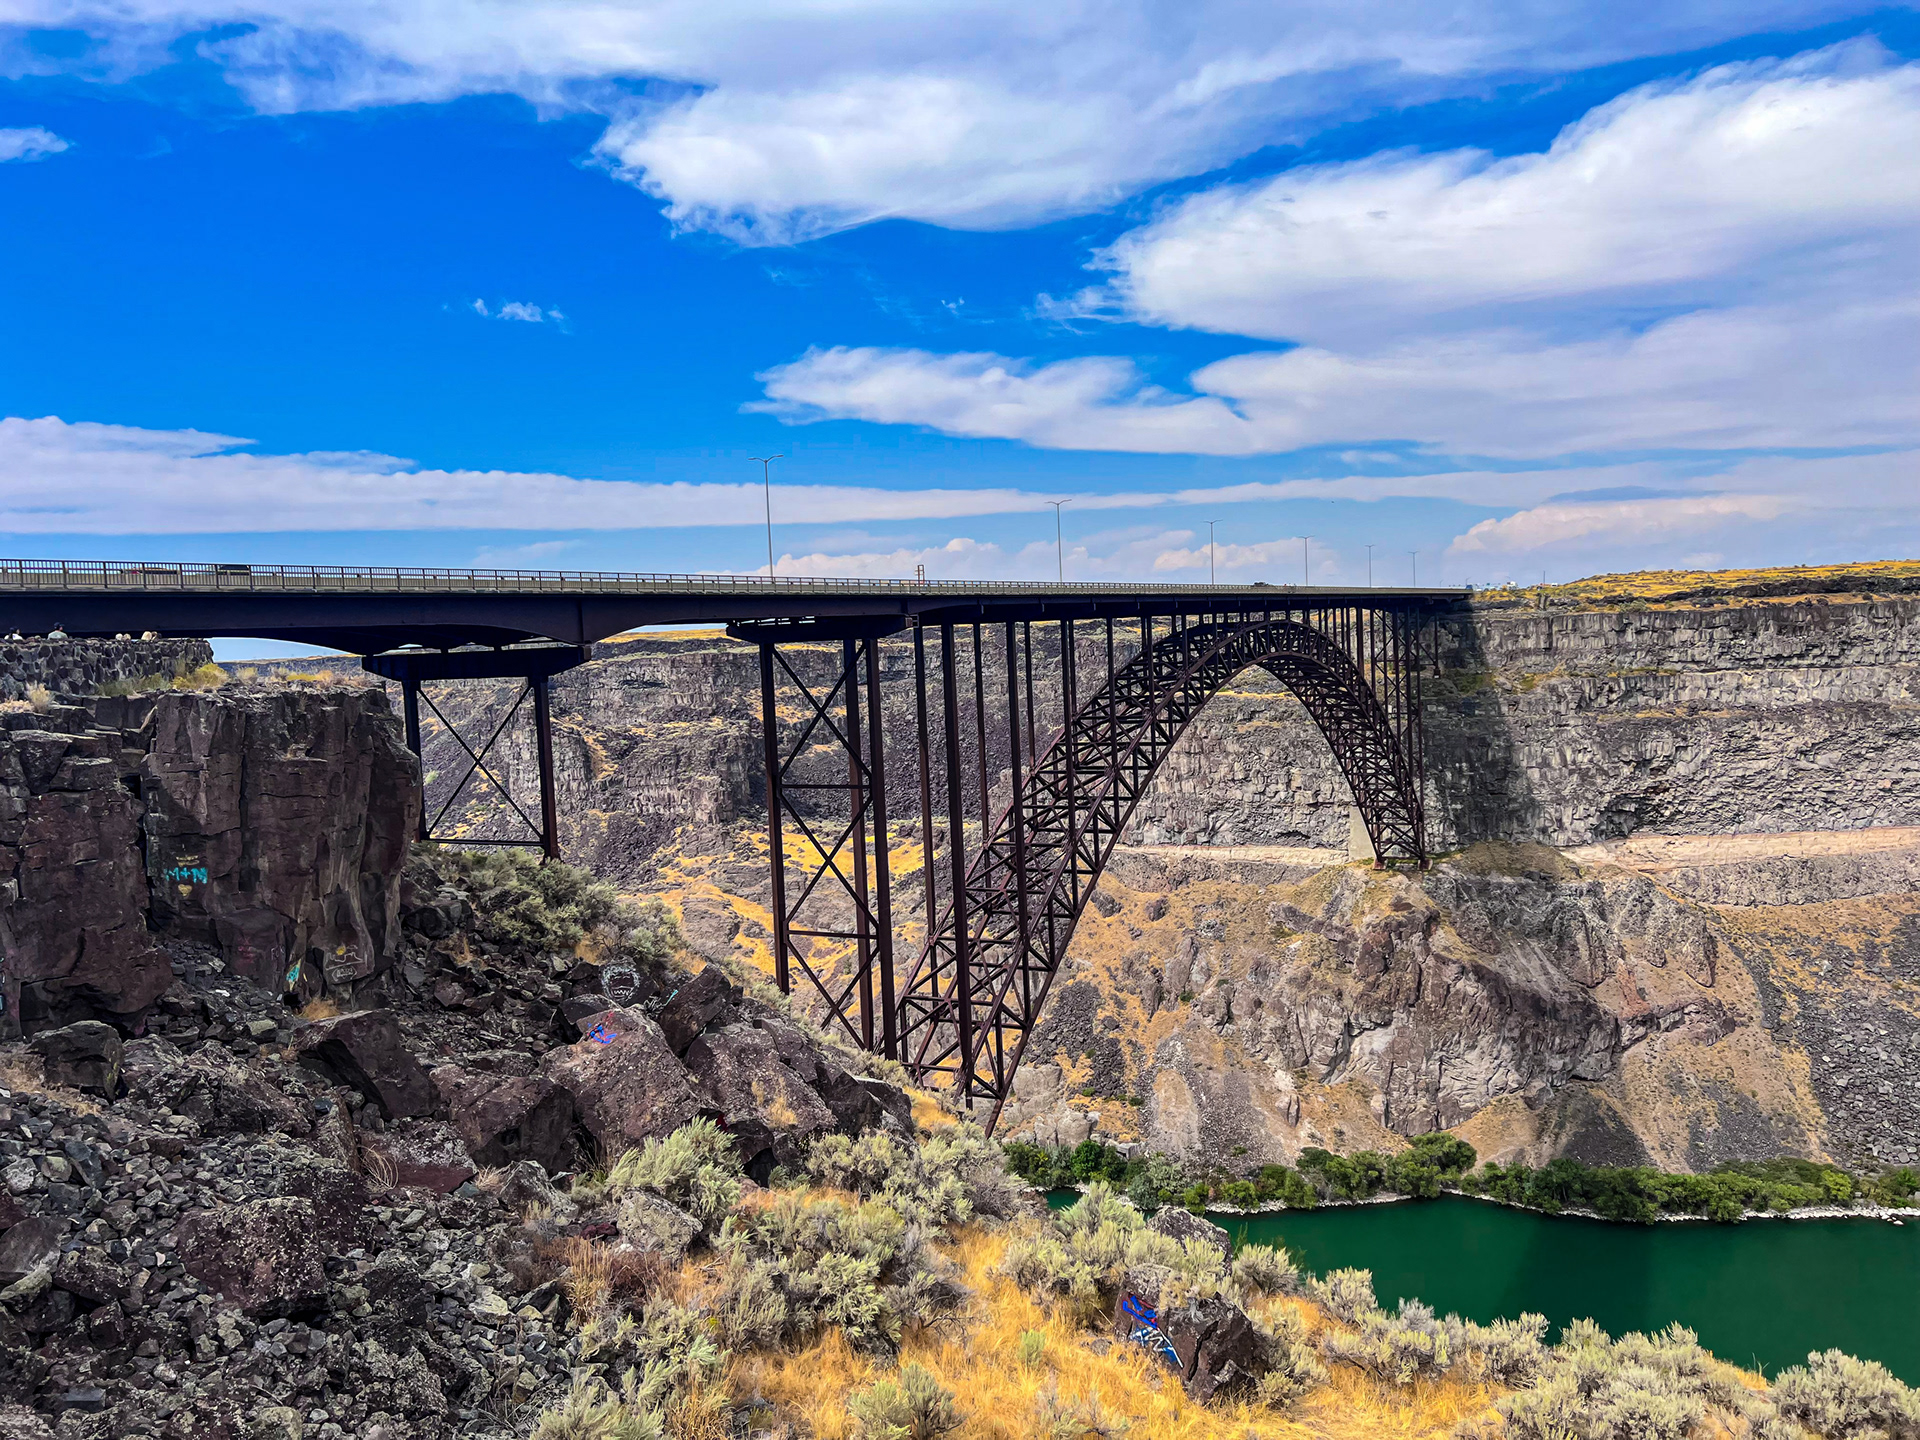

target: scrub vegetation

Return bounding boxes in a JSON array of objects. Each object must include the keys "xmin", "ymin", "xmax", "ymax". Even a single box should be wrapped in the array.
[{"xmin": 522, "ymin": 1120, "xmax": 1920, "ymax": 1439}]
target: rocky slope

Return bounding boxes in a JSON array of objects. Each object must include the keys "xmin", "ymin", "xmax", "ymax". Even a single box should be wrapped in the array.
[
  {"xmin": 381, "ymin": 571, "xmax": 1920, "ymax": 1175},
  {"xmin": 0, "ymin": 844, "xmax": 916, "ymax": 1438}
]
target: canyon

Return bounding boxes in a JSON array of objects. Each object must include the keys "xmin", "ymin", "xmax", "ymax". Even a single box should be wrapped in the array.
[{"xmin": 401, "ymin": 575, "xmax": 1920, "ymax": 1175}]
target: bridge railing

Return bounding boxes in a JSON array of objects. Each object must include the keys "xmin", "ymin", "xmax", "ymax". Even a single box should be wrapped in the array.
[{"xmin": 0, "ymin": 558, "xmax": 1426, "ymax": 597}]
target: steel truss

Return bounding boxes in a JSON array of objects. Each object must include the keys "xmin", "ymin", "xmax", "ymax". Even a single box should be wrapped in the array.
[
  {"xmin": 744, "ymin": 621, "xmax": 900, "ymax": 1056},
  {"xmin": 362, "ymin": 645, "xmax": 585, "ymax": 860},
  {"xmin": 741, "ymin": 601, "xmax": 1433, "ymax": 1122}
]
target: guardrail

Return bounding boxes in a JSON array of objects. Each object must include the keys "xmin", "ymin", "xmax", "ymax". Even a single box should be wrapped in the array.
[{"xmin": 0, "ymin": 558, "xmax": 1454, "ymax": 597}]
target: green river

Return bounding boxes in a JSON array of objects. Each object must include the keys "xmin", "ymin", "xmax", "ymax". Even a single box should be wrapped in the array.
[{"xmin": 1059, "ymin": 1194, "xmax": 1920, "ymax": 1382}]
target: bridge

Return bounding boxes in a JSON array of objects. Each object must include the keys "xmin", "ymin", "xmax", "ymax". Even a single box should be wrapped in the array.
[{"xmin": 0, "ymin": 556, "xmax": 1464, "ymax": 1124}]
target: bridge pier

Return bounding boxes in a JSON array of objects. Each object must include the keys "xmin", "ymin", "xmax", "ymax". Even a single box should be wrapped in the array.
[{"xmin": 362, "ymin": 644, "xmax": 584, "ymax": 859}]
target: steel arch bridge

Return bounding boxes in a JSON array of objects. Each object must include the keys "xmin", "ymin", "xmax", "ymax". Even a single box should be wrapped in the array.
[
  {"xmin": 0, "ymin": 558, "xmax": 1453, "ymax": 1121},
  {"xmin": 895, "ymin": 609, "xmax": 1427, "ymax": 1120}
]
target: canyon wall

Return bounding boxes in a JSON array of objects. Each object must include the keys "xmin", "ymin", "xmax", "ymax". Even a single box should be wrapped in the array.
[
  {"xmin": 0, "ymin": 684, "xmax": 419, "ymax": 1036},
  {"xmin": 390, "ymin": 587, "xmax": 1920, "ymax": 1172}
]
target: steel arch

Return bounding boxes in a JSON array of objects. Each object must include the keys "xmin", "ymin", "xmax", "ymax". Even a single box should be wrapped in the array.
[{"xmin": 896, "ymin": 611, "xmax": 1427, "ymax": 1120}]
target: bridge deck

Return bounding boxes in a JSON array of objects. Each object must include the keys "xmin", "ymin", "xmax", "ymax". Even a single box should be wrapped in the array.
[{"xmin": 0, "ymin": 557, "xmax": 1465, "ymax": 652}]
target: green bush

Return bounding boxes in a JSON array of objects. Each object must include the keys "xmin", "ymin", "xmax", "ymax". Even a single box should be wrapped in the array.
[
  {"xmin": 1254, "ymin": 1305, "xmax": 1328, "ymax": 1409},
  {"xmin": 1000, "ymin": 1182, "xmax": 1225, "ymax": 1322},
  {"xmin": 1231, "ymin": 1243, "xmax": 1300, "ymax": 1296},
  {"xmin": 1772, "ymin": 1349, "xmax": 1920, "ymax": 1439},
  {"xmin": 1221, "ymin": 1179, "xmax": 1259, "ymax": 1209},
  {"xmin": 607, "ymin": 1117, "xmax": 742, "ymax": 1227},
  {"xmin": 1322, "ymin": 1298, "xmax": 1452, "ymax": 1385},
  {"xmin": 529, "ymin": 1378, "xmax": 664, "ymax": 1440},
  {"xmin": 847, "ymin": 1362, "xmax": 962, "ymax": 1440},
  {"xmin": 1308, "ymin": 1267, "xmax": 1377, "ymax": 1325}
]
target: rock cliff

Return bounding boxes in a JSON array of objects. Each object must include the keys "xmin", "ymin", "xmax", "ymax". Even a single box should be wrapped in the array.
[{"xmin": 0, "ymin": 685, "xmax": 419, "ymax": 1037}]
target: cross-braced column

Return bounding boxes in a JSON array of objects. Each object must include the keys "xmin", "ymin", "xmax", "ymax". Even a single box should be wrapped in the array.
[{"xmin": 751, "ymin": 624, "xmax": 899, "ymax": 1056}]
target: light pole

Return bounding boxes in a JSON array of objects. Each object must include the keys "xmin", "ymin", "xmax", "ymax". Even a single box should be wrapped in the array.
[
  {"xmin": 1365, "ymin": 544, "xmax": 1374, "ymax": 588},
  {"xmin": 1409, "ymin": 550, "xmax": 1418, "ymax": 587},
  {"xmin": 1207, "ymin": 520, "xmax": 1219, "ymax": 585},
  {"xmin": 751, "ymin": 455, "xmax": 782, "ymax": 576},
  {"xmin": 1048, "ymin": 499, "xmax": 1069, "ymax": 583},
  {"xmin": 1302, "ymin": 535, "xmax": 1312, "ymax": 587}
]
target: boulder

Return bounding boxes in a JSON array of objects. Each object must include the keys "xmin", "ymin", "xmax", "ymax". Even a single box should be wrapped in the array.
[
  {"xmin": 124, "ymin": 1039, "xmax": 311, "ymax": 1138},
  {"xmin": 294, "ymin": 1009, "xmax": 433, "ymax": 1120},
  {"xmin": 758, "ymin": 1017, "xmax": 915, "ymax": 1136},
  {"xmin": 1148, "ymin": 1206, "xmax": 1232, "ymax": 1266},
  {"xmin": 683, "ymin": 1024, "xmax": 836, "ymax": 1172},
  {"xmin": 539, "ymin": 1007, "xmax": 706, "ymax": 1158},
  {"xmin": 368, "ymin": 1119, "xmax": 475, "ymax": 1194},
  {"xmin": 1113, "ymin": 1273, "xmax": 1268, "ymax": 1404},
  {"xmin": 0, "ymin": 1193, "xmax": 23, "ymax": 1233},
  {"xmin": 0, "ymin": 1405, "xmax": 56, "ymax": 1440},
  {"xmin": 272, "ymin": 1152, "xmax": 369, "ymax": 1254},
  {"xmin": 176, "ymin": 1197, "xmax": 328, "ymax": 1317},
  {"xmin": 616, "ymin": 1192, "xmax": 703, "ymax": 1259},
  {"xmin": 449, "ymin": 1074, "xmax": 575, "ymax": 1173},
  {"xmin": 26, "ymin": 1021, "xmax": 122, "ymax": 1095},
  {"xmin": 51, "ymin": 1249, "xmax": 133, "ymax": 1306},
  {"xmin": 0, "ymin": 1216, "xmax": 64, "ymax": 1286},
  {"xmin": 655, "ymin": 966, "xmax": 738, "ymax": 1055}
]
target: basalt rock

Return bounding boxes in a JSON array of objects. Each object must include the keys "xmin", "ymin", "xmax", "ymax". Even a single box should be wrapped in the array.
[
  {"xmin": 1148, "ymin": 1206, "xmax": 1231, "ymax": 1266},
  {"xmin": 684, "ymin": 1024, "xmax": 837, "ymax": 1173},
  {"xmin": 539, "ymin": 1007, "xmax": 707, "ymax": 1157},
  {"xmin": 175, "ymin": 1196, "xmax": 329, "ymax": 1318},
  {"xmin": 656, "ymin": 966, "xmax": 738, "ymax": 1055},
  {"xmin": 295, "ymin": 1009, "xmax": 434, "ymax": 1121},
  {"xmin": 0, "ymin": 682, "xmax": 418, "ymax": 1038},
  {"xmin": 26, "ymin": 1022, "xmax": 121, "ymax": 1096},
  {"xmin": 447, "ymin": 1073, "xmax": 575, "ymax": 1173}
]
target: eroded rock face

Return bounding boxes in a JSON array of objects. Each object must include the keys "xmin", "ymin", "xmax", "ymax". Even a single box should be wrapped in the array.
[
  {"xmin": 0, "ymin": 685, "xmax": 419, "ymax": 1038},
  {"xmin": 26, "ymin": 1023, "xmax": 121, "ymax": 1096},
  {"xmin": 685, "ymin": 1024, "xmax": 838, "ymax": 1173}
]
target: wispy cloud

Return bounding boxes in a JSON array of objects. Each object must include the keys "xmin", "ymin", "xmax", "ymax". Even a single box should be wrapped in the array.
[
  {"xmin": 472, "ymin": 299, "xmax": 566, "ymax": 324},
  {"xmin": 0, "ymin": 127, "xmax": 68, "ymax": 162}
]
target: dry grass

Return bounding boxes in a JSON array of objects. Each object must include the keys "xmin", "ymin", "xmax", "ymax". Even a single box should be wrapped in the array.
[
  {"xmin": 735, "ymin": 1225, "xmax": 1493, "ymax": 1440},
  {"xmin": 1499, "ymin": 558, "xmax": 1920, "ymax": 610},
  {"xmin": 297, "ymin": 995, "xmax": 343, "ymax": 1022},
  {"xmin": 0, "ymin": 1056, "xmax": 102, "ymax": 1115}
]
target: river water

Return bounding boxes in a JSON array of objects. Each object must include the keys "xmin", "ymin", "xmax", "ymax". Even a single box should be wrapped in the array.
[{"xmin": 1209, "ymin": 1197, "xmax": 1920, "ymax": 1383}]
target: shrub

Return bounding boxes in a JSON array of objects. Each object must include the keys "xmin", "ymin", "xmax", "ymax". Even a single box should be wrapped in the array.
[
  {"xmin": 1322, "ymin": 1298, "xmax": 1452, "ymax": 1385},
  {"xmin": 1231, "ymin": 1243, "xmax": 1299, "ymax": 1296},
  {"xmin": 1017, "ymin": 1330, "xmax": 1047, "ymax": 1367},
  {"xmin": 608, "ymin": 1118, "xmax": 743, "ymax": 1228},
  {"xmin": 529, "ymin": 1377, "xmax": 664, "ymax": 1440},
  {"xmin": 1221, "ymin": 1179, "xmax": 1259, "ymax": 1209},
  {"xmin": 1000, "ymin": 1182, "xmax": 1220, "ymax": 1323},
  {"xmin": 847, "ymin": 1362, "xmax": 962, "ymax": 1440},
  {"xmin": 1126, "ymin": 1152, "xmax": 1188, "ymax": 1214},
  {"xmin": 1772, "ymin": 1349, "xmax": 1920, "ymax": 1440},
  {"xmin": 1254, "ymin": 1306, "xmax": 1328, "ymax": 1409},
  {"xmin": 1407, "ymin": 1131, "xmax": 1477, "ymax": 1175},
  {"xmin": 813, "ymin": 1124, "xmax": 1019, "ymax": 1226},
  {"xmin": 1308, "ymin": 1267, "xmax": 1377, "ymax": 1324}
]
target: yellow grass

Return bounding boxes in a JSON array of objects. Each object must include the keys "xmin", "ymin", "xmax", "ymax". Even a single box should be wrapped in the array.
[
  {"xmin": 734, "ymin": 1226, "xmax": 1495, "ymax": 1440},
  {"xmin": 1508, "ymin": 558, "xmax": 1920, "ymax": 609},
  {"xmin": 297, "ymin": 995, "xmax": 344, "ymax": 1022}
]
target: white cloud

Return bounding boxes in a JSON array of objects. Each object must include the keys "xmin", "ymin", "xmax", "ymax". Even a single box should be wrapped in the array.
[
  {"xmin": 4, "ymin": 1, "xmax": 1885, "ymax": 240},
  {"xmin": 0, "ymin": 126, "xmax": 68, "ymax": 161},
  {"xmin": 760, "ymin": 49, "xmax": 1920, "ymax": 460},
  {"xmin": 753, "ymin": 291, "xmax": 1920, "ymax": 458},
  {"xmin": 0, "ymin": 414, "xmax": 1161, "ymax": 534},
  {"xmin": 473, "ymin": 299, "xmax": 563, "ymax": 322},
  {"xmin": 1098, "ymin": 45, "xmax": 1920, "ymax": 342},
  {"xmin": 1448, "ymin": 493, "xmax": 1792, "ymax": 554}
]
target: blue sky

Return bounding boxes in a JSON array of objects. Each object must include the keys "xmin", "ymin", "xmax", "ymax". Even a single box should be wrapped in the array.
[{"xmin": 1, "ymin": 0, "xmax": 1915, "ymax": 616}]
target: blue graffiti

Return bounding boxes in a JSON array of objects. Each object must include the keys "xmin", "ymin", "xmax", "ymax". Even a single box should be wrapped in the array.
[
  {"xmin": 1121, "ymin": 1294, "xmax": 1181, "ymax": 1372},
  {"xmin": 285, "ymin": 960, "xmax": 303, "ymax": 988},
  {"xmin": 164, "ymin": 865, "xmax": 210, "ymax": 885},
  {"xmin": 586, "ymin": 1023, "xmax": 618, "ymax": 1046}
]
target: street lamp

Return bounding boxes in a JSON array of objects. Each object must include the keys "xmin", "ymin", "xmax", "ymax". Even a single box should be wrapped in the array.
[
  {"xmin": 1365, "ymin": 544, "xmax": 1374, "ymax": 588},
  {"xmin": 1207, "ymin": 520, "xmax": 1220, "ymax": 585},
  {"xmin": 1302, "ymin": 536, "xmax": 1312, "ymax": 587},
  {"xmin": 1047, "ymin": 500, "xmax": 1070, "ymax": 583},
  {"xmin": 1409, "ymin": 550, "xmax": 1418, "ymax": 587},
  {"xmin": 751, "ymin": 455, "xmax": 782, "ymax": 576}
]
